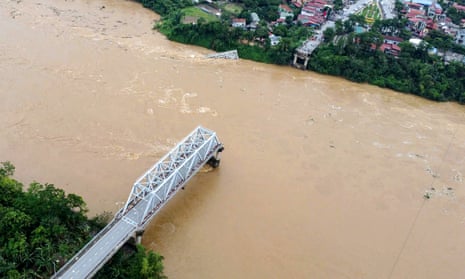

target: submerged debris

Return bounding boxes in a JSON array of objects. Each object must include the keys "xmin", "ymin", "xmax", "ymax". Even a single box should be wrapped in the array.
[
  {"xmin": 423, "ymin": 186, "xmax": 455, "ymax": 199},
  {"xmin": 425, "ymin": 167, "xmax": 440, "ymax": 178}
]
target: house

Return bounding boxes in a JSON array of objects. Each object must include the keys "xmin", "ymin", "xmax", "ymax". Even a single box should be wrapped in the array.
[
  {"xmin": 248, "ymin": 12, "xmax": 260, "ymax": 30},
  {"xmin": 302, "ymin": 0, "xmax": 327, "ymax": 16},
  {"xmin": 383, "ymin": 35, "xmax": 404, "ymax": 45},
  {"xmin": 453, "ymin": 3, "xmax": 465, "ymax": 12},
  {"xmin": 405, "ymin": 10, "xmax": 427, "ymax": 36},
  {"xmin": 250, "ymin": 12, "xmax": 260, "ymax": 24},
  {"xmin": 278, "ymin": 4, "xmax": 294, "ymax": 19},
  {"xmin": 409, "ymin": 0, "xmax": 432, "ymax": 7},
  {"xmin": 271, "ymin": 17, "xmax": 287, "ymax": 27},
  {"xmin": 380, "ymin": 43, "xmax": 401, "ymax": 56},
  {"xmin": 409, "ymin": 38, "xmax": 424, "ymax": 47},
  {"xmin": 406, "ymin": 8, "xmax": 426, "ymax": 20},
  {"xmin": 407, "ymin": 38, "xmax": 436, "ymax": 54},
  {"xmin": 406, "ymin": 2, "xmax": 424, "ymax": 12},
  {"xmin": 231, "ymin": 18, "xmax": 246, "ymax": 29},
  {"xmin": 292, "ymin": 0, "xmax": 303, "ymax": 8},
  {"xmin": 426, "ymin": 18, "xmax": 438, "ymax": 30},
  {"xmin": 269, "ymin": 34, "xmax": 282, "ymax": 46},
  {"xmin": 427, "ymin": 2, "xmax": 442, "ymax": 18},
  {"xmin": 405, "ymin": 0, "xmax": 426, "ymax": 31},
  {"xmin": 298, "ymin": 0, "xmax": 329, "ymax": 28},
  {"xmin": 456, "ymin": 28, "xmax": 465, "ymax": 46},
  {"xmin": 297, "ymin": 14, "xmax": 325, "ymax": 28},
  {"xmin": 302, "ymin": 5, "xmax": 318, "ymax": 16}
]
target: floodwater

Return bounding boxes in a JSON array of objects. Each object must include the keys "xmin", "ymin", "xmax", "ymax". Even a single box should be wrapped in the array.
[{"xmin": 1, "ymin": 1, "xmax": 465, "ymax": 278}]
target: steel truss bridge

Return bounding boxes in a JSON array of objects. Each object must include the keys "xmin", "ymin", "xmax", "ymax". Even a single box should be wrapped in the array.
[{"xmin": 53, "ymin": 126, "xmax": 224, "ymax": 279}]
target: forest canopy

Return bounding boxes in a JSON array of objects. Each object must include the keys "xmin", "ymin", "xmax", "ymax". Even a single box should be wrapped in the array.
[{"xmin": 0, "ymin": 161, "xmax": 165, "ymax": 279}]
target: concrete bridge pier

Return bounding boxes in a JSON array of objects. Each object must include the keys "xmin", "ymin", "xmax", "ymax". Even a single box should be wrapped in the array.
[
  {"xmin": 52, "ymin": 126, "xmax": 224, "ymax": 279},
  {"xmin": 207, "ymin": 146, "xmax": 224, "ymax": 168},
  {"xmin": 293, "ymin": 51, "xmax": 310, "ymax": 70},
  {"xmin": 135, "ymin": 230, "xmax": 144, "ymax": 245}
]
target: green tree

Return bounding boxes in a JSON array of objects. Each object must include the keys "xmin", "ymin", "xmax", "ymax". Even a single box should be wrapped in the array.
[
  {"xmin": 0, "ymin": 162, "xmax": 166, "ymax": 278},
  {"xmin": 333, "ymin": 0, "xmax": 343, "ymax": 11},
  {"xmin": 268, "ymin": 37, "xmax": 294, "ymax": 64},
  {"xmin": 335, "ymin": 19, "xmax": 344, "ymax": 35},
  {"xmin": 447, "ymin": 7, "xmax": 465, "ymax": 25},
  {"xmin": 323, "ymin": 27, "xmax": 336, "ymax": 42},
  {"xmin": 425, "ymin": 29, "xmax": 455, "ymax": 58},
  {"xmin": 254, "ymin": 21, "xmax": 269, "ymax": 39},
  {"xmin": 348, "ymin": 14, "xmax": 366, "ymax": 26},
  {"xmin": 343, "ymin": 19, "xmax": 354, "ymax": 33},
  {"xmin": 95, "ymin": 245, "xmax": 166, "ymax": 279},
  {"xmin": 394, "ymin": 0, "xmax": 404, "ymax": 14}
]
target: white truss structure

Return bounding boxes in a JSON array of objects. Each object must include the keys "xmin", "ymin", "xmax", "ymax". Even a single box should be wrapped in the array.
[
  {"xmin": 53, "ymin": 126, "xmax": 223, "ymax": 279},
  {"xmin": 119, "ymin": 125, "xmax": 223, "ymax": 229}
]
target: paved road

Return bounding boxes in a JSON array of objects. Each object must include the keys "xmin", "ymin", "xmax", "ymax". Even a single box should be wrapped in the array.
[
  {"xmin": 337, "ymin": 0, "xmax": 397, "ymax": 20},
  {"xmin": 53, "ymin": 126, "xmax": 223, "ymax": 279},
  {"xmin": 60, "ymin": 221, "xmax": 134, "ymax": 278},
  {"xmin": 342, "ymin": 0, "xmax": 376, "ymax": 19},
  {"xmin": 379, "ymin": 0, "xmax": 396, "ymax": 19},
  {"xmin": 298, "ymin": 0, "xmax": 391, "ymax": 53},
  {"xmin": 54, "ymin": 200, "xmax": 150, "ymax": 278}
]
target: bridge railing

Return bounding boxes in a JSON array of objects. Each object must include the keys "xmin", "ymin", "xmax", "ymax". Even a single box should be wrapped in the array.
[
  {"xmin": 52, "ymin": 126, "xmax": 223, "ymax": 278},
  {"xmin": 119, "ymin": 126, "xmax": 222, "ymax": 225},
  {"xmin": 84, "ymin": 229, "xmax": 134, "ymax": 278},
  {"xmin": 52, "ymin": 217, "xmax": 125, "ymax": 279},
  {"xmin": 139, "ymin": 133, "xmax": 222, "ymax": 228}
]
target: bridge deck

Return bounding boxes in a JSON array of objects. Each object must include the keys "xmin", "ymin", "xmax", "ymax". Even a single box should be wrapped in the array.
[
  {"xmin": 53, "ymin": 126, "xmax": 223, "ymax": 279},
  {"xmin": 206, "ymin": 50, "xmax": 239, "ymax": 59}
]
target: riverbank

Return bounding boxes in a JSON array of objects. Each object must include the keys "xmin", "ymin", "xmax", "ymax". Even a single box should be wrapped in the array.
[{"xmin": 140, "ymin": 0, "xmax": 465, "ymax": 103}]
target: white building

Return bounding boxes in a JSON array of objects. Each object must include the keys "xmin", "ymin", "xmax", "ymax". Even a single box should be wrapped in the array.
[
  {"xmin": 269, "ymin": 34, "xmax": 282, "ymax": 46},
  {"xmin": 231, "ymin": 18, "xmax": 246, "ymax": 29},
  {"xmin": 456, "ymin": 28, "xmax": 465, "ymax": 46}
]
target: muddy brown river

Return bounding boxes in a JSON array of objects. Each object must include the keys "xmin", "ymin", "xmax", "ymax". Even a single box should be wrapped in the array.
[{"xmin": 1, "ymin": 0, "xmax": 465, "ymax": 278}]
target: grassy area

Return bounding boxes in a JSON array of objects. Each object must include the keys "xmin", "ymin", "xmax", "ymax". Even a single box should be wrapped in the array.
[
  {"xmin": 181, "ymin": 6, "xmax": 219, "ymax": 23},
  {"xmin": 223, "ymin": 3, "xmax": 243, "ymax": 15},
  {"xmin": 358, "ymin": 3, "xmax": 382, "ymax": 23}
]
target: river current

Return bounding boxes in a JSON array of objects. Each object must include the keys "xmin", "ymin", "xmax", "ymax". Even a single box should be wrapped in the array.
[{"xmin": 1, "ymin": 0, "xmax": 465, "ymax": 278}]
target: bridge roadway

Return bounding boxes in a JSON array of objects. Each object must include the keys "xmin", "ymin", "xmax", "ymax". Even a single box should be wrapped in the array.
[
  {"xmin": 53, "ymin": 126, "xmax": 223, "ymax": 279},
  {"xmin": 206, "ymin": 50, "xmax": 239, "ymax": 59},
  {"xmin": 53, "ymin": 201, "xmax": 145, "ymax": 278}
]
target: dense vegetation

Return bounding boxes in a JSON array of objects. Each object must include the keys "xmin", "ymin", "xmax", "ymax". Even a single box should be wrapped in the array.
[
  {"xmin": 137, "ymin": 0, "xmax": 465, "ymax": 103},
  {"xmin": 158, "ymin": 11, "xmax": 312, "ymax": 64},
  {"xmin": 446, "ymin": 7, "xmax": 465, "ymax": 25},
  {"xmin": 139, "ymin": 0, "xmax": 311, "ymax": 64},
  {"xmin": 95, "ymin": 245, "xmax": 165, "ymax": 279},
  {"xmin": 0, "ymin": 162, "xmax": 165, "ymax": 279},
  {"xmin": 309, "ymin": 34, "xmax": 465, "ymax": 102},
  {"xmin": 312, "ymin": 17, "xmax": 465, "ymax": 102},
  {"xmin": 138, "ymin": 0, "xmax": 192, "ymax": 16}
]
